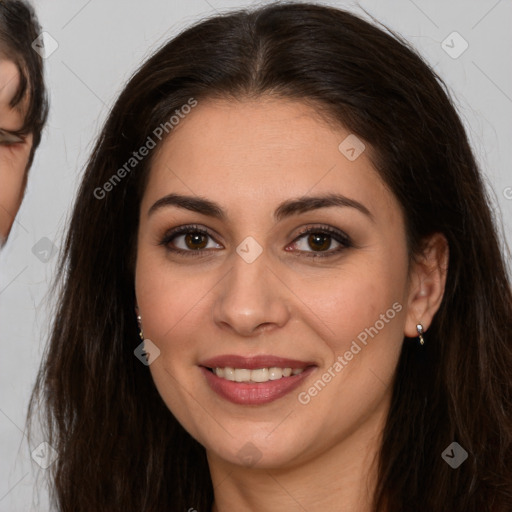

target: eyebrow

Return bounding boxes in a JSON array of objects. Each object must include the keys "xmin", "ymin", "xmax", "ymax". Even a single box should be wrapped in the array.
[{"xmin": 148, "ymin": 192, "xmax": 374, "ymax": 222}]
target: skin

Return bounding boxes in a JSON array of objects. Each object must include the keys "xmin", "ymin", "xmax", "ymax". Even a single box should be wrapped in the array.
[
  {"xmin": 0, "ymin": 58, "xmax": 32, "ymax": 246},
  {"xmin": 134, "ymin": 97, "xmax": 448, "ymax": 512}
]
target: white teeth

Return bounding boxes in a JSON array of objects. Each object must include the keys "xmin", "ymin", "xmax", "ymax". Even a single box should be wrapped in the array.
[
  {"xmin": 268, "ymin": 367, "xmax": 283, "ymax": 380},
  {"xmin": 251, "ymin": 368, "xmax": 269, "ymax": 382},
  {"xmin": 213, "ymin": 366, "xmax": 304, "ymax": 383},
  {"xmin": 234, "ymin": 369, "xmax": 251, "ymax": 382},
  {"xmin": 224, "ymin": 367, "xmax": 235, "ymax": 381}
]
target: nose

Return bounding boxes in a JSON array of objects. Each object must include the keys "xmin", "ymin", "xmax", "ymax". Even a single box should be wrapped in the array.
[{"xmin": 211, "ymin": 248, "xmax": 291, "ymax": 337}]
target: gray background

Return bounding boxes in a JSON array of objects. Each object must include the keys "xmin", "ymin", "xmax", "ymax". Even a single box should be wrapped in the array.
[{"xmin": 1, "ymin": 0, "xmax": 511, "ymax": 510}]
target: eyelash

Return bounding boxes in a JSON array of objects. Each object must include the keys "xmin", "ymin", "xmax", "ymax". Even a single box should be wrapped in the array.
[
  {"xmin": 0, "ymin": 129, "xmax": 26, "ymax": 145},
  {"xmin": 159, "ymin": 223, "xmax": 353, "ymax": 259}
]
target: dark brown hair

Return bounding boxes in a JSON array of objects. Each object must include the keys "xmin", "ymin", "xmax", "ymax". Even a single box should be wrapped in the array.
[
  {"xmin": 0, "ymin": 0, "xmax": 48, "ymax": 166},
  {"xmin": 27, "ymin": 3, "xmax": 512, "ymax": 511}
]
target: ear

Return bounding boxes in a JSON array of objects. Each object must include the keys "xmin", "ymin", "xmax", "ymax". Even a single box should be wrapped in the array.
[{"xmin": 404, "ymin": 233, "xmax": 449, "ymax": 338}]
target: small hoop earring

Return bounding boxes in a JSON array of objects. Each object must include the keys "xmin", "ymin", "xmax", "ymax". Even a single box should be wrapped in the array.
[
  {"xmin": 137, "ymin": 315, "xmax": 144, "ymax": 340},
  {"xmin": 416, "ymin": 323, "xmax": 425, "ymax": 345}
]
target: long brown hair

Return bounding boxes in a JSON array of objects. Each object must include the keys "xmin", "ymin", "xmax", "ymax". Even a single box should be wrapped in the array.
[{"xmin": 27, "ymin": 3, "xmax": 512, "ymax": 511}]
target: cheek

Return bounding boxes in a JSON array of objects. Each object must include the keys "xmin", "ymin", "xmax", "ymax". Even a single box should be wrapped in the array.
[
  {"xmin": 0, "ymin": 168, "xmax": 26, "ymax": 239},
  {"xmin": 295, "ymin": 266, "xmax": 406, "ymax": 434},
  {"xmin": 134, "ymin": 251, "xmax": 215, "ymax": 360},
  {"xmin": 135, "ymin": 254, "xmax": 208, "ymax": 425},
  {"xmin": 303, "ymin": 256, "xmax": 408, "ymax": 355},
  {"xmin": 136, "ymin": 247, "xmax": 187, "ymax": 324},
  {"xmin": 0, "ymin": 163, "xmax": 25, "ymax": 206}
]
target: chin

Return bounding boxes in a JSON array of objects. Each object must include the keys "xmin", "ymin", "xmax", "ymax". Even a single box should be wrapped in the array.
[{"xmin": 201, "ymin": 427, "xmax": 313, "ymax": 470}]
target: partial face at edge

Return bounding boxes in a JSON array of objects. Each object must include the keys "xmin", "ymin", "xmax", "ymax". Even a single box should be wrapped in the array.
[
  {"xmin": 134, "ymin": 97, "xmax": 434, "ymax": 470},
  {"xmin": 0, "ymin": 58, "xmax": 33, "ymax": 245}
]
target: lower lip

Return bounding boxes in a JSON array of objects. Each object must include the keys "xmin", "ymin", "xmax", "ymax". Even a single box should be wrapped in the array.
[{"xmin": 200, "ymin": 366, "xmax": 315, "ymax": 405}]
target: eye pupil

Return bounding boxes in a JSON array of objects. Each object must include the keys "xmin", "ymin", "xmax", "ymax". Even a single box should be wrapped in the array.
[
  {"xmin": 185, "ymin": 232, "xmax": 208, "ymax": 250},
  {"xmin": 308, "ymin": 233, "xmax": 330, "ymax": 251}
]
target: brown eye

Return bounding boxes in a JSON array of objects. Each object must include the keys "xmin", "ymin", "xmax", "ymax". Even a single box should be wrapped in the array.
[
  {"xmin": 306, "ymin": 233, "xmax": 332, "ymax": 252},
  {"xmin": 160, "ymin": 225, "xmax": 222, "ymax": 256},
  {"xmin": 184, "ymin": 232, "xmax": 208, "ymax": 250},
  {"xmin": 290, "ymin": 225, "xmax": 353, "ymax": 258}
]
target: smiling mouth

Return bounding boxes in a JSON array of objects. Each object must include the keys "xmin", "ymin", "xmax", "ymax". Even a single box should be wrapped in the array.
[
  {"xmin": 206, "ymin": 366, "xmax": 306, "ymax": 383},
  {"xmin": 199, "ymin": 355, "xmax": 316, "ymax": 404},
  {"xmin": 200, "ymin": 363, "xmax": 316, "ymax": 405}
]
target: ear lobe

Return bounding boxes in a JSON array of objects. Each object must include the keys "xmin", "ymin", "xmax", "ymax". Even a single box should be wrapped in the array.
[{"xmin": 404, "ymin": 233, "xmax": 449, "ymax": 338}]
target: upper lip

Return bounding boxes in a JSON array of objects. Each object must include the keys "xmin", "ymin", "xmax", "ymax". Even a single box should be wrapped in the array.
[{"xmin": 199, "ymin": 355, "xmax": 316, "ymax": 370}]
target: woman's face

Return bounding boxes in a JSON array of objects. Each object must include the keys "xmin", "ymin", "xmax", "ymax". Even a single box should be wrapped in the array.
[
  {"xmin": 135, "ymin": 97, "xmax": 420, "ymax": 470},
  {"xmin": 0, "ymin": 58, "xmax": 32, "ymax": 245}
]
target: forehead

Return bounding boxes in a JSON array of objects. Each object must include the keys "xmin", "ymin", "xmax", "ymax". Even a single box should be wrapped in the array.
[
  {"xmin": 0, "ymin": 58, "xmax": 27, "ymax": 130},
  {"xmin": 142, "ymin": 97, "xmax": 397, "ymax": 221},
  {"xmin": 0, "ymin": 59, "xmax": 21, "ymax": 104}
]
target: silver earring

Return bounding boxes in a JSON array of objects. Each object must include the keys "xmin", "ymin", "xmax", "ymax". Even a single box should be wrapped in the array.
[
  {"xmin": 137, "ymin": 315, "xmax": 144, "ymax": 340},
  {"xmin": 416, "ymin": 323, "xmax": 425, "ymax": 345}
]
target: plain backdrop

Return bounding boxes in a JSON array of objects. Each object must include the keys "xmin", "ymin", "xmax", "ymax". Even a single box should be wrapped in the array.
[{"xmin": 0, "ymin": 0, "xmax": 511, "ymax": 510}]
